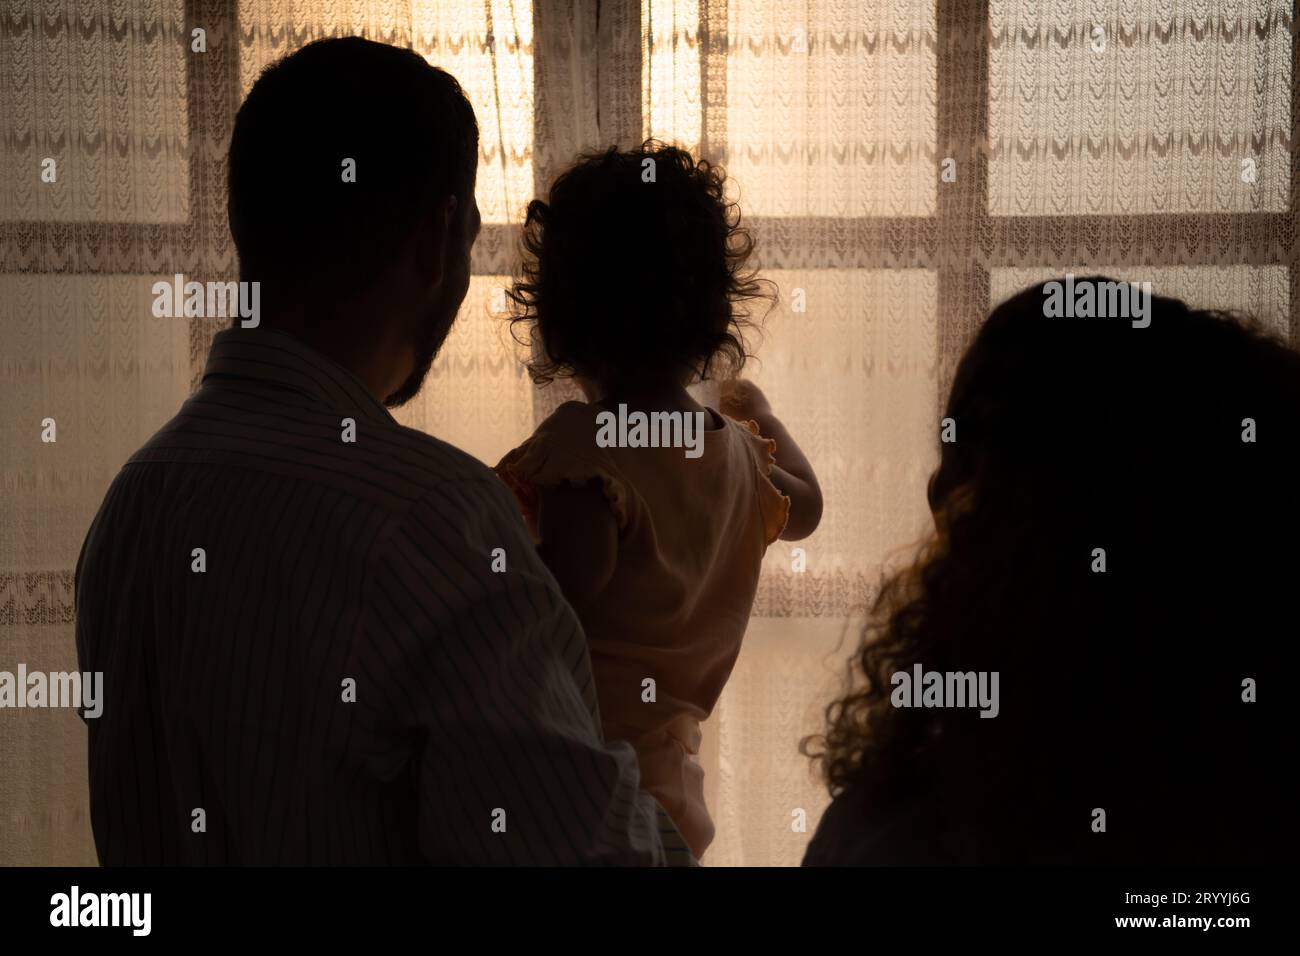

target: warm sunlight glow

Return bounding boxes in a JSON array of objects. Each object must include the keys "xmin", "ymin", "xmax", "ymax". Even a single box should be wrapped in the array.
[
  {"xmin": 725, "ymin": 0, "xmax": 937, "ymax": 217},
  {"xmin": 413, "ymin": 0, "xmax": 534, "ymax": 224},
  {"xmin": 643, "ymin": 0, "xmax": 702, "ymax": 152}
]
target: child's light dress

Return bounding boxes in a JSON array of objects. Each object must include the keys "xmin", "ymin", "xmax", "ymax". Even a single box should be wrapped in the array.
[{"xmin": 496, "ymin": 400, "xmax": 788, "ymax": 858}]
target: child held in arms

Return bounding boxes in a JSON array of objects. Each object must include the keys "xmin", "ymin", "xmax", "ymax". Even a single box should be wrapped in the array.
[{"xmin": 496, "ymin": 141, "xmax": 822, "ymax": 859}]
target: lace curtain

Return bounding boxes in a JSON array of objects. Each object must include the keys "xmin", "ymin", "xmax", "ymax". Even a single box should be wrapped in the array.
[{"xmin": 1, "ymin": 0, "xmax": 1293, "ymax": 866}]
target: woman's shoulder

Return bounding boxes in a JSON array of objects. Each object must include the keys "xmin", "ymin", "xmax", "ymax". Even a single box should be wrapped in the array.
[
  {"xmin": 802, "ymin": 785, "xmax": 960, "ymax": 867},
  {"xmin": 804, "ymin": 773, "xmax": 1019, "ymax": 866}
]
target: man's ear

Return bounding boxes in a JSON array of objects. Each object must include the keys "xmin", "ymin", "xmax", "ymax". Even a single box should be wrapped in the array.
[{"xmin": 411, "ymin": 194, "xmax": 458, "ymax": 289}]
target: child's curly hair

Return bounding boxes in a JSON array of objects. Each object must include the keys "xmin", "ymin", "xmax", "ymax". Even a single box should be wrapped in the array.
[{"xmin": 508, "ymin": 141, "xmax": 773, "ymax": 387}]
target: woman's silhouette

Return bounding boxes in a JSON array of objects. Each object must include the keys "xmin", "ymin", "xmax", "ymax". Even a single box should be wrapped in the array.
[{"xmin": 804, "ymin": 279, "xmax": 1299, "ymax": 865}]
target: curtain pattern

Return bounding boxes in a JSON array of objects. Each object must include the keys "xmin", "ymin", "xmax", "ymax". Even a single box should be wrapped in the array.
[
  {"xmin": 1, "ymin": 0, "xmax": 1294, "ymax": 867},
  {"xmin": 989, "ymin": 0, "xmax": 1291, "ymax": 216}
]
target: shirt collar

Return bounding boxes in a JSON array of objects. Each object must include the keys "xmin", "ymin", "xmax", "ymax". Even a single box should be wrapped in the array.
[{"xmin": 201, "ymin": 325, "xmax": 396, "ymax": 424}]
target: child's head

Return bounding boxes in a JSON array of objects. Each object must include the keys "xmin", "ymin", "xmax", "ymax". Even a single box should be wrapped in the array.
[{"xmin": 509, "ymin": 141, "xmax": 771, "ymax": 390}]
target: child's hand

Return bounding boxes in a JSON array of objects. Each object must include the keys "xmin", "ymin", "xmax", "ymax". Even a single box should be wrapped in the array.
[
  {"xmin": 719, "ymin": 378, "xmax": 772, "ymax": 421},
  {"xmin": 721, "ymin": 378, "xmax": 824, "ymax": 541}
]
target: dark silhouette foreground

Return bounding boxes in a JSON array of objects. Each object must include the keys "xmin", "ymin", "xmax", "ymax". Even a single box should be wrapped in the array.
[{"xmin": 805, "ymin": 280, "xmax": 1300, "ymax": 865}]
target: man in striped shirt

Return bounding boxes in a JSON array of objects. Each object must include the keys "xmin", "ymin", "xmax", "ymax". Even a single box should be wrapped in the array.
[{"xmin": 75, "ymin": 37, "xmax": 690, "ymax": 865}]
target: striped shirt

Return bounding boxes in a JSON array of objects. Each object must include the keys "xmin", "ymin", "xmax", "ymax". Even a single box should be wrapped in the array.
[{"xmin": 74, "ymin": 325, "xmax": 692, "ymax": 865}]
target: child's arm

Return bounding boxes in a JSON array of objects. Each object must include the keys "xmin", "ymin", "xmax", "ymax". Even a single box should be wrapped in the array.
[
  {"xmin": 720, "ymin": 379, "xmax": 824, "ymax": 541},
  {"xmin": 535, "ymin": 480, "xmax": 619, "ymax": 609}
]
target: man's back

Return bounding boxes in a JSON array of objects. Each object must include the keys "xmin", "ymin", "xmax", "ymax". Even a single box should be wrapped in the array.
[{"xmin": 75, "ymin": 326, "xmax": 682, "ymax": 864}]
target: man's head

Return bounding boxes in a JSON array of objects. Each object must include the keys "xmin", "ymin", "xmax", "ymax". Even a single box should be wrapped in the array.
[{"xmin": 228, "ymin": 37, "xmax": 480, "ymax": 406}]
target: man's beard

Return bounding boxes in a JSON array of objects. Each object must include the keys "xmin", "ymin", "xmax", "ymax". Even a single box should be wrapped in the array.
[
  {"xmin": 384, "ymin": 303, "xmax": 456, "ymax": 408},
  {"xmin": 383, "ymin": 347, "xmax": 435, "ymax": 408}
]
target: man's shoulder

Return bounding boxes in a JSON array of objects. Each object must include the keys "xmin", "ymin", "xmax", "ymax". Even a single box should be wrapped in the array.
[
  {"xmin": 381, "ymin": 420, "xmax": 498, "ymax": 487},
  {"xmin": 124, "ymin": 397, "xmax": 523, "ymax": 547},
  {"xmin": 377, "ymin": 423, "xmax": 529, "ymax": 528}
]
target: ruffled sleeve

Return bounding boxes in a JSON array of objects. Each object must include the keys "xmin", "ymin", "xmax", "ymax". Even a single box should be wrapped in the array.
[
  {"xmin": 734, "ymin": 417, "xmax": 790, "ymax": 546},
  {"xmin": 495, "ymin": 403, "xmax": 632, "ymax": 535}
]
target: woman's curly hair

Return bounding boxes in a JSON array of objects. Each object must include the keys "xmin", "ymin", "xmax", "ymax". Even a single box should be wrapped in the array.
[
  {"xmin": 508, "ymin": 141, "xmax": 773, "ymax": 387},
  {"xmin": 802, "ymin": 280, "xmax": 1300, "ymax": 862}
]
